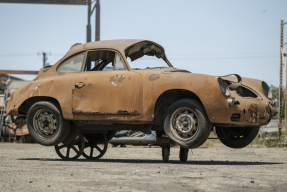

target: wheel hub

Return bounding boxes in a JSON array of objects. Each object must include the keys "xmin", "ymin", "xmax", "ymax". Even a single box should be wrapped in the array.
[
  {"xmin": 34, "ymin": 109, "xmax": 58, "ymax": 138},
  {"xmin": 170, "ymin": 107, "xmax": 199, "ymax": 141},
  {"xmin": 175, "ymin": 113, "xmax": 196, "ymax": 135}
]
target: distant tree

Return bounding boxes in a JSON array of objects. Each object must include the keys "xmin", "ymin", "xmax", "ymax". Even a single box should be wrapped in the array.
[{"xmin": 270, "ymin": 85, "xmax": 279, "ymax": 100}]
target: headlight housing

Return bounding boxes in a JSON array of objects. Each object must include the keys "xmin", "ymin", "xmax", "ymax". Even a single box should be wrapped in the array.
[
  {"xmin": 262, "ymin": 81, "xmax": 272, "ymax": 99},
  {"xmin": 218, "ymin": 78, "xmax": 230, "ymax": 96}
]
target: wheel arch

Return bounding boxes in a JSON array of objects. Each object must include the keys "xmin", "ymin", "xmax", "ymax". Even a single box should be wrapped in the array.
[
  {"xmin": 18, "ymin": 96, "xmax": 61, "ymax": 115},
  {"xmin": 153, "ymin": 89, "xmax": 207, "ymax": 125}
]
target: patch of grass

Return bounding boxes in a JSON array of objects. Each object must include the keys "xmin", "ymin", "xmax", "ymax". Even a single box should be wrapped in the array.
[{"xmin": 252, "ymin": 133, "xmax": 287, "ymax": 148}]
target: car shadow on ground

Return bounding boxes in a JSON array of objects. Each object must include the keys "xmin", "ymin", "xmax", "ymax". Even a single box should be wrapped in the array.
[{"xmin": 18, "ymin": 158, "xmax": 283, "ymax": 165}]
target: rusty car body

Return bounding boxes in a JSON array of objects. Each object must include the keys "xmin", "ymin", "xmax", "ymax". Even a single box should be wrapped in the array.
[{"xmin": 6, "ymin": 39, "xmax": 273, "ymax": 161}]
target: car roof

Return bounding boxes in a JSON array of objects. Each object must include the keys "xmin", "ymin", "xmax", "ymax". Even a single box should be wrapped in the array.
[{"xmin": 60, "ymin": 39, "xmax": 152, "ymax": 62}]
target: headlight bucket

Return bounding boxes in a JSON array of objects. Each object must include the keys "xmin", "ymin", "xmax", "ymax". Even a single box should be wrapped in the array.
[
  {"xmin": 262, "ymin": 81, "xmax": 272, "ymax": 99},
  {"xmin": 218, "ymin": 78, "xmax": 230, "ymax": 96}
]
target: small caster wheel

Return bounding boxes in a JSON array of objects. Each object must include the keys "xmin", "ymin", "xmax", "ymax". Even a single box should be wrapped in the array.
[
  {"xmin": 162, "ymin": 147, "xmax": 170, "ymax": 163},
  {"xmin": 55, "ymin": 134, "xmax": 84, "ymax": 160},
  {"xmin": 179, "ymin": 147, "xmax": 189, "ymax": 162},
  {"xmin": 82, "ymin": 134, "xmax": 108, "ymax": 160}
]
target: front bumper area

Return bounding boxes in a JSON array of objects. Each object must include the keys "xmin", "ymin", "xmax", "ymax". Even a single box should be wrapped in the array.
[{"xmin": 209, "ymin": 95, "xmax": 273, "ymax": 127}]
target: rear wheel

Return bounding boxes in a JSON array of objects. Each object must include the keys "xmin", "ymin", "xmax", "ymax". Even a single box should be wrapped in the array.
[
  {"xmin": 27, "ymin": 101, "xmax": 70, "ymax": 146},
  {"xmin": 164, "ymin": 99, "xmax": 211, "ymax": 149},
  {"xmin": 216, "ymin": 127, "xmax": 260, "ymax": 148}
]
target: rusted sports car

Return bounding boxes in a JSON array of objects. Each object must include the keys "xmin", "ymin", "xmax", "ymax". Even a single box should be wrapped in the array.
[{"xmin": 6, "ymin": 39, "xmax": 273, "ymax": 162}]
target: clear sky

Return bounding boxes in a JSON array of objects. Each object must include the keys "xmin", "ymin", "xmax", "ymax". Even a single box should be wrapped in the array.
[{"xmin": 0, "ymin": 0, "xmax": 287, "ymax": 86}]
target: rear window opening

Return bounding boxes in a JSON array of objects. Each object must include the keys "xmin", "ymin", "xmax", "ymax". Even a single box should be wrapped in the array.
[{"xmin": 125, "ymin": 42, "xmax": 170, "ymax": 70}]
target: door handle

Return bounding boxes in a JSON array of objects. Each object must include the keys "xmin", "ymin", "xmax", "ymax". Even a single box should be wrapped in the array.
[{"xmin": 74, "ymin": 82, "xmax": 85, "ymax": 88}]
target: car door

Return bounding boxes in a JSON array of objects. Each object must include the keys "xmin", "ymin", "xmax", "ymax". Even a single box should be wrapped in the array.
[{"xmin": 71, "ymin": 50, "xmax": 143, "ymax": 121}]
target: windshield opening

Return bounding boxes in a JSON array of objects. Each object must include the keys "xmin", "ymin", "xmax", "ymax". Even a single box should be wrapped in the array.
[{"xmin": 125, "ymin": 42, "xmax": 170, "ymax": 70}]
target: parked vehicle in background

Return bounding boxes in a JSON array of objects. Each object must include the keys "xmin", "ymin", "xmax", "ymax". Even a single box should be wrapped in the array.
[
  {"xmin": 109, "ymin": 130, "xmax": 156, "ymax": 146},
  {"xmin": 258, "ymin": 119, "xmax": 285, "ymax": 139},
  {"xmin": 0, "ymin": 80, "xmax": 30, "ymax": 142}
]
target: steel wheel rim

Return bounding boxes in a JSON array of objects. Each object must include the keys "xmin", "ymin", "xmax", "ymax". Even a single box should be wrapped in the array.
[
  {"xmin": 33, "ymin": 108, "xmax": 58, "ymax": 139},
  {"xmin": 169, "ymin": 107, "xmax": 199, "ymax": 141}
]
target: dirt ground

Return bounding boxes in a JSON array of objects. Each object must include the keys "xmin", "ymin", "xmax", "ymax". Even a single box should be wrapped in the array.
[{"xmin": 0, "ymin": 143, "xmax": 287, "ymax": 192}]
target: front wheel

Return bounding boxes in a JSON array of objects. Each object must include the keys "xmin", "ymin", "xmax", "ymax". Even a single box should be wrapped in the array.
[
  {"xmin": 164, "ymin": 99, "xmax": 211, "ymax": 149},
  {"xmin": 27, "ymin": 101, "xmax": 70, "ymax": 146},
  {"xmin": 216, "ymin": 127, "xmax": 260, "ymax": 148}
]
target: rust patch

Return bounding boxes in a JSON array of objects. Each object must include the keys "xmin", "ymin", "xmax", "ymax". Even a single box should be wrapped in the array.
[
  {"xmin": 248, "ymin": 104, "xmax": 258, "ymax": 123},
  {"xmin": 118, "ymin": 75, "xmax": 125, "ymax": 83},
  {"xmin": 149, "ymin": 74, "xmax": 160, "ymax": 81},
  {"xmin": 156, "ymin": 137, "xmax": 171, "ymax": 144},
  {"xmin": 73, "ymin": 109, "xmax": 109, "ymax": 115},
  {"xmin": 43, "ymin": 68, "xmax": 50, "ymax": 73},
  {"xmin": 73, "ymin": 95, "xmax": 83, "ymax": 102},
  {"xmin": 72, "ymin": 109, "xmax": 141, "ymax": 116},
  {"xmin": 117, "ymin": 110, "xmax": 141, "ymax": 116}
]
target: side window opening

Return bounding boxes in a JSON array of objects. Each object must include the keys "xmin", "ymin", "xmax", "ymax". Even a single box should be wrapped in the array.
[
  {"xmin": 114, "ymin": 53, "xmax": 126, "ymax": 70},
  {"xmin": 84, "ymin": 50, "xmax": 126, "ymax": 72},
  {"xmin": 57, "ymin": 52, "xmax": 85, "ymax": 73}
]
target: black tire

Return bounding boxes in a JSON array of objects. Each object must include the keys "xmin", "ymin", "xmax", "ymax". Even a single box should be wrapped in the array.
[
  {"xmin": 216, "ymin": 127, "xmax": 260, "ymax": 148},
  {"xmin": 164, "ymin": 99, "xmax": 211, "ymax": 149},
  {"xmin": 179, "ymin": 147, "xmax": 189, "ymax": 162},
  {"xmin": 27, "ymin": 101, "xmax": 70, "ymax": 146},
  {"xmin": 1, "ymin": 126, "xmax": 10, "ymax": 137},
  {"xmin": 55, "ymin": 134, "xmax": 84, "ymax": 160},
  {"xmin": 162, "ymin": 147, "xmax": 170, "ymax": 163},
  {"xmin": 82, "ymin": 134, "xmax": 108, "ymax": 160},
  {"xmin": 106, "ymin": 130, "xmax": 117, "ymax": 141}
]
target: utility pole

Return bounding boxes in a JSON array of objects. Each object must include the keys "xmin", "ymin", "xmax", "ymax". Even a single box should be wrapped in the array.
[
  {"xmin": 38, "ymin": 52, "xmax": 48, "ymax": 67},
  {"xmin": 279, "ymin": 20, "xmax": 287, "ymax": 140},
  {"xmin": 43, "ymin": 52, "xmax": 47, "ymax": 67},
  {"xmin": 87, "ymin": 0, "xmax": 100, "ymax": 42},
  {"xmin": 87, "ymin": 0, "xmax": 92, "ymax": 42},
  {"xmin": 95, "ymin": 0, "xmax": 100, "ymax": 41}
]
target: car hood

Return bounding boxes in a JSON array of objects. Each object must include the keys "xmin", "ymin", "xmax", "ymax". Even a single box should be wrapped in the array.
[{"xmin": 136, "ymin": 67, "xmax": 267, "ymax": 99}]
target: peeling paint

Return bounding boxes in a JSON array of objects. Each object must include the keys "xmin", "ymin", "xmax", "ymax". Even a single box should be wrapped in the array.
[
  {"xmin": 149, "ymin": 74, "xmax": 160, "ymax": 81},
  {"xmin": 73, "ymin": 95, "xmax": 83, "ymax": 102},
  {"xmin": 118, "ymin": 75, "xmax": 125, "ymax": 83},
  {"xmin": 248, "ymin": 104, "xmax": 258, "ymax": 123},
  {"xmin": 72, "ymin": 109, "xmax": 141, "ymax": 116}
]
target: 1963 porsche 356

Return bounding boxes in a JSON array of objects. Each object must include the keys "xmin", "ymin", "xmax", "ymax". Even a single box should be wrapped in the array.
[{"xmin": 6, "ymin": 39, "xmax": 273, "ymax": 162}]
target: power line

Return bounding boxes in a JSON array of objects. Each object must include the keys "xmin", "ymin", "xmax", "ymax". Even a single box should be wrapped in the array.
[
  {"xmin": 0, "ymin": 54, "xmax": 36, "ymax": 57},
  {"xmin": 167, "ymin": 55, "xmax": 278, "ymax": 60}
]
